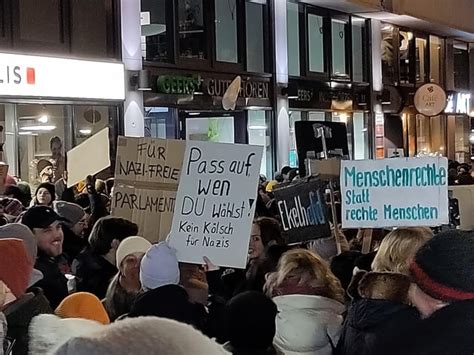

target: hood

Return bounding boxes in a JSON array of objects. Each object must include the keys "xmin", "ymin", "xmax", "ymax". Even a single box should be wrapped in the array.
[
  {"xmin": 29, "ymin": 314, "xmax": 105, "ymax": 354},
  {"xmin": 273, "ymin": 295, "xmax": 345, "ymax": 355}
]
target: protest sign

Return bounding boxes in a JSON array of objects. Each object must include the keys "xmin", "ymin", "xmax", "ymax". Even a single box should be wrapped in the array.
[
  {"xmin": 168, "ymin": 141, "xmax": 263, "ymax": 269},
  {"xmin": 111, "ymin": 136, "xmax": 186, "ymax": 243},
  {"xmin": 273, "ymin": 178, "xmax": 331, "ymax": 244},
  {"xmin": 341, "ymin": 157, "xmax": 449, "ymax": 228},
  {"xmin": 67, "ymin": 128, "xmax": 110, "ymax": 188}
]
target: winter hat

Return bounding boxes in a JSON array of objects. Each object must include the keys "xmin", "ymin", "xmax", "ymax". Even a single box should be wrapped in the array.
[
  {"xmin": 0, "ymin": 197, "xmax": 24, "ymax": 217},
  {"xmin": 0, "ymin": 238, "xmax": 33, "ymax": 298},
  {"xmin": 35, "ymin": 182, "xmax": 55, "ymax": 200},
  {"xmin": 140, "ymin": 241, "xmax": 180, "ymax": 290},
  {"xmin": 410, "ymin": 230, "xmax": 474, "ymax": 302},
  {"xmin": 55, "ymin": 292, "xmax": 110, "ymax": 325},
  {"xmin": 37, "ymin": 159, "xmax": 53, "ymax": 176},
  {"xmin": 53, "ymin": 201, "xmax": 85, "ymax": 228},
  {"xmin": 0, "ymin": 223, "xmax": 37, "ymax": 264},
  {"xmin": 115, "ymin": 236, "xmax": 152, "ymax": 268},
  {"xmin": 225, "ymin": 291, "xmax": 278, "ymax": 351},
  {"xmin": 53, "ymin": 317, "xmax": 229, "ymax": 355}
]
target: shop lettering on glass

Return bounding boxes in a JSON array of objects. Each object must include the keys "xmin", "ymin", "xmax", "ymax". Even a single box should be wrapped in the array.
[
  {"xmin": 319, "ymin": 91, "xmax": 352, "ymax": 103},
  {"xmin": 203, "ymin": 78, "xmax": 269, "ymax": 99},
  {"xmin": 156, "ymin": 75, "xmax": 201, "ymax": 95},
  {"xmin": 0, "ymin": 65, "xmax": 36, "ymax": 85},
  {"xmin": 296, "ymin": 88, "xmax": 314, "ymax": 102}
]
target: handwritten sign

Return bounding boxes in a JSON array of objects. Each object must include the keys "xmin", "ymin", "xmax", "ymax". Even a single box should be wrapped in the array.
[
  {"xmin": 67, "ymin": 128, "xmax": 110, "ymax": 188},
  {"xmin": 168, "ymin": 141, "xmax": 263, "ymax": 269},
  {"xmin": 341, "ymin": 157, "xmax": 449, "ymax": 228},
  {"xmin": 273, "ymin": 179, "xmax": 331, "ymax": 244},
  {"xmin": 111, "ymin": 137, "xmax": 186, "ymax": 243}
]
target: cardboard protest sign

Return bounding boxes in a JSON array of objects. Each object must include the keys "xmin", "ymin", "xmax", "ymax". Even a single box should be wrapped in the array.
[
  {"xmin": 168, "ymin": 141, "xmax": 263, "ymax": 269},
  {"xmin": 111, "ymin": 136, "xmax": 186, "ymax": 243},
  {"xmin": 67, "ymin": 128, "xmax": 110, "ymax": 187},
  {"xmin": 273, "ymin": 178, "xmax": 331, "ymax": 244},
  {"xmin": 341, "ymin": 157, "xmax": 449, "ymax": 228}
]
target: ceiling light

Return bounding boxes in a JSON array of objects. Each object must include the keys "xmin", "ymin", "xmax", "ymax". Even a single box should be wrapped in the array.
[
  {"xmin": 20, "ymin": 125, "xmax": 56, "ymax": 131},
  {"xmin": 79, "ymin": 129, "xmax": 92, "ymax": 135},
  {"xmin": 38, "ymin": 115, "xmax": 49, "ymax": 123},
  {"xmin": 248, "ymin": 125, "xmax": 268, "ymax": 130}
]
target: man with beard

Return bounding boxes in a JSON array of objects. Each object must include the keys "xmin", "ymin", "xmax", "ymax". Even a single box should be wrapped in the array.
[{"xmin": 22, "ymin": 206, "xmax": 68, "ymax": 308}]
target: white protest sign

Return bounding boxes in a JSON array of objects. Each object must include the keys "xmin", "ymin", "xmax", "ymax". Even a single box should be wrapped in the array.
[
  {"xmin": 341, "ymin": 157, "xmax": 449, "ymax": 228},
  {"xmin": 67, "ymin": 128, "xmax": 110, "ymax": 187},
  {"xmin": 168, "ymin": 141, "xmax": 263, "ymax": 269}
]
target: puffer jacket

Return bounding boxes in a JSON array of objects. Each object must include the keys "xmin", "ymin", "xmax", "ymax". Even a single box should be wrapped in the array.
[{"xmin": 272, "ymin": 295, "xmax": 345, "ymax": 355}]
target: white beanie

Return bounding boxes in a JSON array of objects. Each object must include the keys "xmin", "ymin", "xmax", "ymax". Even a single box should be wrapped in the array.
[
  {"xmin": 115, "ymin": 236, "xmax": 152, "ymax": 268},
  {"xmin": 140, "ymin": 241, "xmax": 180, "ymax": 290}
]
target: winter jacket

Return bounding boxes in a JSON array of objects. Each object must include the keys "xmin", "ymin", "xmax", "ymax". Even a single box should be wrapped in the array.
[
  {"xmin": 272, "ymin": 294, "xmax": 345, "ymax": 355},
  {"xmin": 62, "ymin": 226, "xmax": 87, "ymax": 266},
  {"xmin": 336, "ymin": 272, "xmax": 421, "ymax": 355},
  {"xmin": 72, "ymin": 250, "xmax": 117, "ymax": 299},
  {"xmin": 3, "ymin": 288, "xmax": 52, "ymax": 355},
  {"xmin": 128, "ymin": 284, "xmax": 208, "ymax": 331},
  {"xmin": 34, "ymin": 252, "xmax": 69, "ymax": 309},
  {"xmin": 380, "ymin": 299, "xmax": 474, "ymax": 355}
]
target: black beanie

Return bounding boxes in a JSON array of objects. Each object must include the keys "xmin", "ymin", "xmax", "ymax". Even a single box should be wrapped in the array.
[
  {"xmin": 410, "ymin": 230, "xmax": 474, "ymax": 302},
  {"xmin": 225, "ymin": 291, "xmax": 278, "ymax": 351},
  {"xmin": 35, "ymin": 183, "xmax": 56, "ymax": 203}
]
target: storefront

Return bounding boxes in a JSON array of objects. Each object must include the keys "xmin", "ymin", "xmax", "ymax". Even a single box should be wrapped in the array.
[
  {"xmin": 143, "ymin": 68, "xmax": 274, "ymax": 177},
  {"xmin": 0, "ymin": 52, "xmax": 125, "ymax": 185}
]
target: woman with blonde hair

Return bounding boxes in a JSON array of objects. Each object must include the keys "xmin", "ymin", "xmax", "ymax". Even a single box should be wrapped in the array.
[
  {"xmin": 264, "ymin": 248, "xmax": 345, "ymax": 355},
  {"xmin": 336, "ymin": 227, "xmax": 433, "ymax": 355}
]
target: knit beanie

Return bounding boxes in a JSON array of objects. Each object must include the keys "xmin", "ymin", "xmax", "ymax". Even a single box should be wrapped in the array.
[
  {"xmin": 0, "ymin": 238, "xmax": 33, "ymax": 298},
  {"xmin": 0, "ymin": 223, "xmax": 37, "ymax": 265},
  {"xmin": 37, "ymin": 159, "xmax": 53, "ymax": 176},
  {"xmin": 53, "ymin": 201, "xmax": 85, "ymax": 228},
  {"xmin": 35, "ymin": 182, "xmax": 56, "ymax": 201},
  {"xmin": 410, "ymin": 230, "xmax": 474, "ymax": 302},
  {"xmin": 140, "ymin": 242, "xmax": 180, "ymax": 290},
  {"xmin": 55, "ymin": 292, "xmax": 110, "ymax": 325},
  {"xmin": 115, "ymin": 236, "xmax": 152, "ymax": 268}
]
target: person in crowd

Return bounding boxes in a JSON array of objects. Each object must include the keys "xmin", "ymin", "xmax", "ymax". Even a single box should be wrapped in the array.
[
  {"xmin": 74, "ymin": 175, "xmax": 109, "ymax": 232},
  {"xmin": 53, "ymin": 317, "xmax": 228, "ymax": 355},
  {"xmin": 104, "ymin": 236, "xmax": 151, "ymax": 321},
  {"xmin": 264, "ymin": 248, "xmax": 346, "ymax": 355},
  {"xmin": 36, "ymin": 159, "xmax": 54, "ymax": 184},
  {"xmin": 55, "ymin": 292, "xmax": 110, "ymax": 325},
  {"xmin": 179, "ymin": 263, "xmax": 209, "ymax": 306},
  {"xmin": 0, "ymin": 197, "xmax": 24, "ymax": 225},
  {"xmin": 22, "ymin": 206, "xmax": 69, "ymax": 308},
  {"xmin": 223, "ymin": 291, "xmax": 279, "ymax": 355},
  {"xmin": 380, "ymin": 230, "xmax": 474, "ymax": 354},
  {"xmin": 16, "ymin": 181, "xmax": 32, "ymax": 208},
  {"xmin": 72, "ymin": 216, "xmax": 138, "ymax": 299},
  {"xmin": 330, "ymin": 250, "xmax": 364, "ymax": 292},
  {"xmin": 4, "ymin": 185, "xmax": 24, "ymax": 203},
  {"xmin": 53, "ymin": 201, "xmax": 88, "ymax": 264},
  {"xmin": 105, "ymin": 177, "xmax": 114, "ymax": 197},
  {"xmin": 50, "ymin": 136, "xmax": 65, "ymax": 183},
  {"xmin": 128, "ymin": 242, "xmax": 207, "ymax": 331},
  {"xmin": 32, "ymin": 182, "xmax": 55, "ymax": 207},
  {"xmin": 336, "ymin": 228, "xmax": 432, "ymax": 355},
  {"xmin": 456, "ymin": 163, "xmax": 474, "ymax": 185},
  {"xmin": 1, "ymin": 239, "xmax": 52, "ymax": 355}
]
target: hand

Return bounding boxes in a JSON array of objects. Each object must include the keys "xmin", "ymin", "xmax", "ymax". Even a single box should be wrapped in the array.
[{"xmin": 203, "ymin": 256, "xmax": 219, "ymax": 272}]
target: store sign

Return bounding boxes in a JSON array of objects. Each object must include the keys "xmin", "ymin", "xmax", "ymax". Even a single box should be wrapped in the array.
[
  {"xmin": 203, "ymin": 78, "xmax": 269, "ymax": 99},
  {"xmin": 414, "ymin": 83, "xmax": 447, "ymax": 116},
  {"xmin": 445, "ymin": 92, "xmax": 471, "ymax": 115},
  {"xmin": 156, "ymin": 75, "xmax": 201, "ymax": 95},
  {"xmin": 0, "ymin": 52, "xmax": 124, "ymax": 100}
]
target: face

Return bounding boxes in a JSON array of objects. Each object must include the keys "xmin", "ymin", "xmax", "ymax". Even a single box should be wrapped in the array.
[
  {"xmin": 33, "ymin": 221, "xmax": 64, "ymax": 257},
  {"xmin": 51, "ymin": 141, "xmax": 62, "ymax": 157},
  {"xmin": 119, "ymin": 252, "xmax": 145, "ymax": 293},
  {"xmin": 248, "ymin": 223, "xmax": 265, "ymax": 261},
  {"xmin": 71, "ymin": 215, "xmax": 88, "ymax": 237},
  {"xmin": 37, "ymin": 188, "xmax": 52, "ymax": 205}
]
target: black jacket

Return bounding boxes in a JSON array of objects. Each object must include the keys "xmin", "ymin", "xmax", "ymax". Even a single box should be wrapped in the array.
[
  {"xmin": 128, "ymin": 284, "xmax": 207, "ymax": 331},
  {"xmin": 4, "ymin": 288, "xmax": 52, "ymax": 355},
  {"xmin": 380, "ymin": 299, "xmax": 474, "ymax": 355},
  {"xmin": 72, "ymin": 249, "xmax": 117, "ymax": 299},
  {"xmin": 34, "ymin": 252, "xmax": 69, "ymax": 309},
  {"xmin": 62, "ymin": 226, "xmax": 87, "ymax": 265}
]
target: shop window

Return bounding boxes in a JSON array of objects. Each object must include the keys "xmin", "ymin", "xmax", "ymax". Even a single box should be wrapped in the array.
[
  {"xmin": 381, "ymin": 24, "xmax": 396, "ymax": 84},
  {"xmin": 308, "ymin": 112, "xmax": 325, "ymax": 121},
  {"xmin": 186, "ymin": 116, "xmax": 234, "ymax": 143},
  {"xmin": 353, "ymin": 112, "xmax": 369, "ymax": 160},
  {"xmin": 331, "ymin": 19, "xmax": 348, "ymax": 79},
  {"xmin": 399, "ymin": 31, "xmax": 413, "ymax": 84},
  {"xmin": 289, "ymin": 111, "xmax": 302, "ymax": 167},
  {"xmin": 247, "ymin": 111, "xmax": 273, "ymax": 178},
  {"xmin": 352, "ymin": 18, "xmax": 367, "ymax": 83},
  {"xmin": 416, "ymin": 114, "xmax": 432, "ymax": 154},
  {"xmin": 454, "ymin": 115, "xmax": 471, "ymax": 162},
  {"xmin": 246, "ymin": 1, "xmax": 265, "ymax": 72},
  {"xmin": 308, "ymin": 14, "xmax": 325, "ymax": 73},
  {"xmin": 416, "ymin": 37, "xmax": 427, "ymax": 83},
  {"xmin": 141, "ymin": 0, "xmax": 171, "ymax": 62},
  {"xmin": 430, "ymin": 115, "xmax": 446, "ymax": 155},
  {"xmin": 287, "ymin": 1, "xmax": 300, "ymax": 76},
  {"xmin": 73, "ymin": 106, "xmax": 114, "ymax": 146},
  {"xmin": 178, "ymin": 0, "xmax": 206, "ymax": 60},
  {"xmin": 215, "ymin": 0, "xmax": 238, "ymax": 63},
  {"xmin": 454, "ymin": 41, "xmax": 469, "ymax": 91},
  {"xmin": 144, "ymin": 107, "xmax": 176, "ymax": 139},
  {"xmin": 430, "ymin": 35, "xmax": 444, "ymax": 84}
]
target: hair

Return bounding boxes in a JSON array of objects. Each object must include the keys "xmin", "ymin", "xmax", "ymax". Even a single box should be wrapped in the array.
[
  {"xmin": 95, "ymin": 179, "xmax": 106, "ymax": 194},
  {"xmin": 105, "ymin": 178, "xmax": 115, "ymax": 196},
  {"xmin": 50, "ymin": 136, "xmax": 62, "ymax": 149},
  {"xmin": 264, "ymin": 248, "xmax": 345, "ymax": 303},
  {"xmin": 104, "ymin": 274, "xmax": 137, "ymax": 321},
  {"xmin": 253, "ymin": 217, "xmax": 284, "ymax": 246},
  {"xmin": 371, "ymin": 227, "xmax": 433, "ymax": 275},
  {"xmin": 88, "ymin": 216, "xmax": 139, "ymax": 255}
]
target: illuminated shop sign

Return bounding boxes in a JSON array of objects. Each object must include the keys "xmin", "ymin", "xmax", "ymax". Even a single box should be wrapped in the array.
[{"xmin": 445, "ymin": 92, "xmax": 471, "ymax": 115}]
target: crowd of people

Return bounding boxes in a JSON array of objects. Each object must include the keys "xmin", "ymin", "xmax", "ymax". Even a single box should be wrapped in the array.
[{"xmin": 0, "ymin": 164, "xmax": 473, "ymax": 355}]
